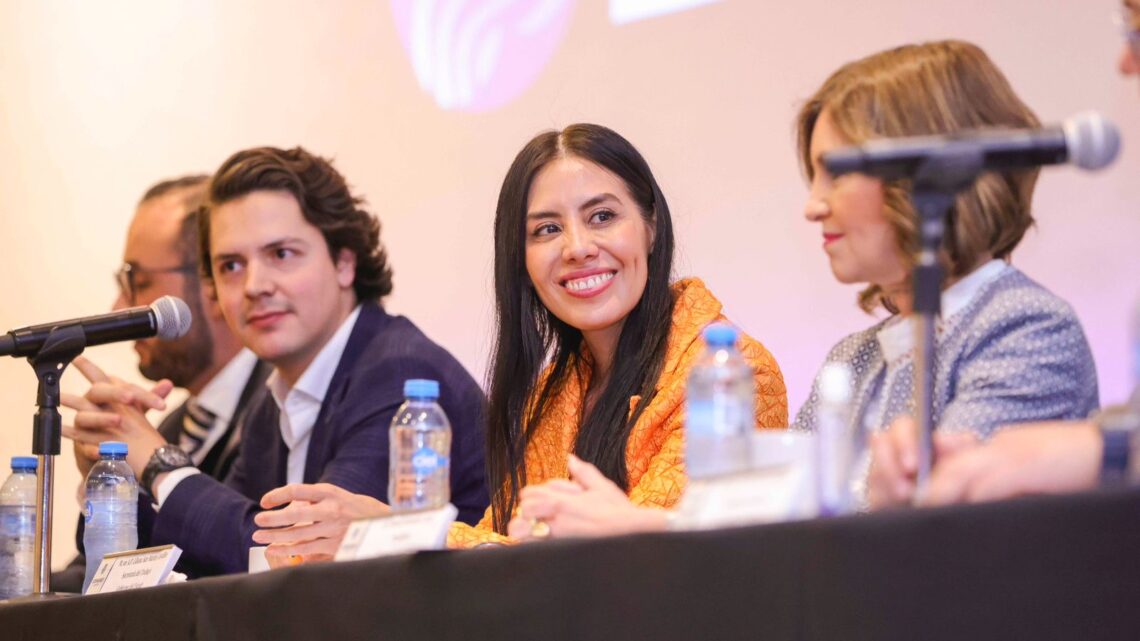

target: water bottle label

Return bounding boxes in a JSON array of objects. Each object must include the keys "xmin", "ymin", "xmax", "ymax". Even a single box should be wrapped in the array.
[
  {"xmin": 688, "ymin": 400, "xmax": 714, "ymax": 435},
  {"xmin": 411, "ymin": 447, "xmax": 446, "ymax": 475},
  {"xmin": 688, "ymin": 398, "xmax": 749, "ymax": 436}
]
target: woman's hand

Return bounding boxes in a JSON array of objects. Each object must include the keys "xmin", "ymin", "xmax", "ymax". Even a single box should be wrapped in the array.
[{"xmin": 508, "ymin": 454, "xmax": 668, "ymax": 541}]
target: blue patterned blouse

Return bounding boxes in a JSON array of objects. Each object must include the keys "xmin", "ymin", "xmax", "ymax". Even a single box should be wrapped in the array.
[{"xmin": 793, "ymin": 261, "xmax": 1099, "ymax": 437}]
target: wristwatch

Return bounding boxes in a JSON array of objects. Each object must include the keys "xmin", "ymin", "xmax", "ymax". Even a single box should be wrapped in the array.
[
  {"xmin": 1093, "ymin": 404, "xmax": 1140, "ymax": 487},
  {"xmin": 141, "ymin": 444, "xmax": 194, "ymax": 496}
]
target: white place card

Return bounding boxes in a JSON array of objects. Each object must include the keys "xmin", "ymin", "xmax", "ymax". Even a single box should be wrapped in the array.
[
  {"xmin": 672, "ymin": 431, "xmax": 819, "ymax": 531},
  {"xmin": 672, "ymin": 465, "xmax": 818, "ymax": 531},
  {"xmin": 85, "ymin": 544, "xmax": 182, "ymax": 595},
  {"xmin": 335, "ymin": 504, "xmax": 457, "ymax": 561}
]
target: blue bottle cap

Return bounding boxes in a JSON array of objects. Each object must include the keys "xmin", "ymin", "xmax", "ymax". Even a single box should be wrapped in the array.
[
  {"xmin": 404, "ymin": 379, "xmax": 440, "ymax": 399},
  {"xmin": 99, "ymin": 441, "xmax": 128, "ymax": 457},
  {"xmin": 703, "ymin": 323, "xmax": 738, "ymax": 347},
  {"xmin": 10, "ymin": 456, "xmax": 37, "ymax": 471}
]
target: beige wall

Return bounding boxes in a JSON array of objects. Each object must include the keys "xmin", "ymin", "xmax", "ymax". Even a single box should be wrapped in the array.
[{"xmin": 1, "ymin": 1, "xmax": 1137, "ymax": 569}]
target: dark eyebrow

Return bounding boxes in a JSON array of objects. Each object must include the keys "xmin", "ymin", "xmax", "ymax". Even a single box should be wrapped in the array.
[
  {"xmin": 526, "ymin": 193, "xmax": 622, "ymax": 221},
  {"xmin": 579, "ymin": 193, "xmax": 619, "ymax": 211},
  {"xmin": 262, "ymin": 237, "xmax": 307, "ymax": 252},
  {"xmin": 212, "ymin": 236, "xmax": 308, "ymax": 263},
  {"xmin": 212, "ymin": 252, "xmax": 243, "ymax": 265},
  {"xmin": 525, "ymin": 211, "xmax": 560, "ymax": 221}
]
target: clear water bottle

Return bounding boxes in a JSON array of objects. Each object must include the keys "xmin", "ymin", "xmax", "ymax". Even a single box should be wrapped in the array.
[
  {"xmin": 82, "ymin": 442, "xmax": 138, "ymax": 594},
  {"xmin": 686, "ymin": 323, "xmax": 756, "ymax": 479},
  {"xmin": 815, "ymin": 363, "xmax": 856, "ymax": 516},
  {"xmin": 0, "ymin": 456, "xmax": 38, "ymax": 600},
  {"xmin": 389, "ymin": 379, "xmax": 452, "ymax": 511}
]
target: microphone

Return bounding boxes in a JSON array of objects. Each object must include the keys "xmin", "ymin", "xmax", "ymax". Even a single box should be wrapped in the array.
[
  {"xmin": 0, "ymin": 296, "xmax": 192, "ymax": 358},
  {"xmin": 823, "ymin": 111, "xmax": 1121, "ymax": 179}
]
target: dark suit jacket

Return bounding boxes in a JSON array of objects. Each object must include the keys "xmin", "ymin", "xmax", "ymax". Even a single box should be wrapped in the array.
[
  {"xmin": 151, "ymin": 302, "xmax": 488, "ymax": 576},
  {"xmin": 53, "ymin": 356, "xmax": 271, "ymax": 592}
]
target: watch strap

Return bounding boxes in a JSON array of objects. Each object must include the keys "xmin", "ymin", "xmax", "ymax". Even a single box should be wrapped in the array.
[
  {"xmin": 1095, "ymin": 404, "xmax": 1140, "ymax": 487},
  {"xmin": 141, "ymin": 445, "xmax": 193, "ymax": 496}
]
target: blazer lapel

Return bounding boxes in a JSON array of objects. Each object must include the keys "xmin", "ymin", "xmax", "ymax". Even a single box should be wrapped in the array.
[{"xmin": 302, "ymin": 302, "xmax": 392, "ymax": 483}]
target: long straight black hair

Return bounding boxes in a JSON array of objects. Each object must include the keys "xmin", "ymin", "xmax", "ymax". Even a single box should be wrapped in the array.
[{"xmin": 486, "ymin": 123, "xmax": 676, "ymax": 533}]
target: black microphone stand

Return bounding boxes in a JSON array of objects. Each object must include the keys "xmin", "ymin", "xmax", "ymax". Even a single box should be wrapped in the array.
[
  {"xmin": 26, "ymin": 324, "xmax": 86, "ymax": 597},
  {"xmin": 907, "ymin": 144, "xmax": 984, "ymax": 491}
]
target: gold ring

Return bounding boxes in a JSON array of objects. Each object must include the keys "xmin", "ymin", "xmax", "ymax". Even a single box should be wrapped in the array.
[{"xmin": 529, "ymin": 518, "xmax": 551, "ymax": 540}]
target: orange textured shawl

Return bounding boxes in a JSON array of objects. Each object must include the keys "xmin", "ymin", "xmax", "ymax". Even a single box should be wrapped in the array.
[{"xmin": 448, "ymin": 278, "xmax": 787, "ymax": 547}]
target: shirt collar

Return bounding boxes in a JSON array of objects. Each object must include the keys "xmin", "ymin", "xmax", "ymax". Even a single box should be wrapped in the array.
[
  {"xmin": 876, "ymin": 259, "xmax": 1010, "ymax": 365},
  {"xmin": 941, "ymin": 259, "xmax": 1008, "ymax": 319},
  {"xmin": 194, "ymin": 348, "xmax": 260, "ymax": 425},
  {"xmin": 268, "ymin": 304, "xmax": 362, "ymax": 408}
]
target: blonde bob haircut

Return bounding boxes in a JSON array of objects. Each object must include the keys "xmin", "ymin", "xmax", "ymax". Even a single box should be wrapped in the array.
[{"xmin": 796, "ymin": 40, "xmax": 1041, "ymax": 313}]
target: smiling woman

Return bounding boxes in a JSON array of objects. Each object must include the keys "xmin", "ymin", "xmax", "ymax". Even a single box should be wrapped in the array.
[{"xmin": 446, "ymin": 123, "xmax": 788, "ymax": 545}]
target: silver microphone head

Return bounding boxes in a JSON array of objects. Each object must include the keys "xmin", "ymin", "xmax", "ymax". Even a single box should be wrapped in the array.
[
  {"xmin": 150, "ymin": 296, "xmax": 192, "ymax": 340},
  {"xmin": 1063, "ymin": 111, "xmax": 1121, "ymax": 171}
]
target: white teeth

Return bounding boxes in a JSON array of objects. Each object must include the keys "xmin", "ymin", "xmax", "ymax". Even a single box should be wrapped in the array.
[{"xmin": 565, "ymin": 272, "xmax": 614, "ymax": 292}]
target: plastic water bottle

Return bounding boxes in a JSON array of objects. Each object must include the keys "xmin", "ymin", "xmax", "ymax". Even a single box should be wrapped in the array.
[
  {"xmin": 686, "ymin": 323, "xmax": 756, "ymax": 479},
  {"xmin": 815, "ymin": 363, "xmax": 856, "ymax": 516},
  {"xmin": 0, "ymin": 456, "xmax": 38, "ymax": 600},
  {"xmin": 82, "ymin": 442, "xmax": 138, "ymax": 594},
  {"xmin": 389, "ymin": 379, "xmax": 452, "ymax": 511}
]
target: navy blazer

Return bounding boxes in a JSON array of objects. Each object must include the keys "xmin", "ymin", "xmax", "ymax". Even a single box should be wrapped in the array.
[{"xmin": 151, "ymin": 302, "xmax": 488, "ymax": 576}]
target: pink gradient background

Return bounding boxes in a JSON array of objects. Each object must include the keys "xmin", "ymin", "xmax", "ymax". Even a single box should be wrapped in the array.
[{"xmin": 0, "ymin": 0, "xmax": 1135, "ymax": 566}]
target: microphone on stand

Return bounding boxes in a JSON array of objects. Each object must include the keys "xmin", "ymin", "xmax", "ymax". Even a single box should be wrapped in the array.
[
  {"xmin": 823, "ymin": 111, "xmax": 1121, "ymax": 179},
  {"xmin": 0, "ymin": 295, "xmax": 192, "ymax": 358}
]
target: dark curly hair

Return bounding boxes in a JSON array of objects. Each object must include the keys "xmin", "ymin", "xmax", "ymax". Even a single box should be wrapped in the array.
[{"xmin": 199, "ymin": 146, "xmax": 393, "ymax": 301}]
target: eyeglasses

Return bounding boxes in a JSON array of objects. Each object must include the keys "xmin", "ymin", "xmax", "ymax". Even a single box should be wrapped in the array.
[
  {"xmin": 114, "ymin": 262, "xmax": 198, "ymax": 305},
  {"xmin": 1115, "ymin": 5, "xmax": 1140, "ymax": 58}
]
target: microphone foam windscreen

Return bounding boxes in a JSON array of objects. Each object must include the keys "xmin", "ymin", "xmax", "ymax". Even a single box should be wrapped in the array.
[
  {"xmin": 151, "ymin": 296, "xmax": 193, "ymax": 339},
  {"xmin": 1064, "ymin": 112, "xmax": 1121, "ymax": 171}
]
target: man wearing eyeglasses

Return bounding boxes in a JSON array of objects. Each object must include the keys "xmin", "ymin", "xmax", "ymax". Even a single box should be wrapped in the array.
[{"xmin": 53, "ymin": 176, "xmax": 270, "ymax": 591}]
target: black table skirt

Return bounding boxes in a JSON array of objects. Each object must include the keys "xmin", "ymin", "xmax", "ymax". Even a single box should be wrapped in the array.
[{"xmin": 4, "ymin": 488, "xmax": 1139, "ymax": 641}]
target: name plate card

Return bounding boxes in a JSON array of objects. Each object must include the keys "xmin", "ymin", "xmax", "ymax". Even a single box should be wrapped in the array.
[
  {"xmin": 85, "ymin": 544, "xmax": 182, "ymax": 595},
  {"xmin": 335, "ymin": 504, "xmax": 457, "ymax": 561},
  {"xmin": 672, "ymin": 463, "xmax": 818, "ymax": 531}
]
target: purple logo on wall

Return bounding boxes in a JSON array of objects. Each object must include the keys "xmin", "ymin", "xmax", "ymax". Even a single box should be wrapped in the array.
[{"xmin": 390, "ymin": 0, "xmax": 577, "ymax": 113}]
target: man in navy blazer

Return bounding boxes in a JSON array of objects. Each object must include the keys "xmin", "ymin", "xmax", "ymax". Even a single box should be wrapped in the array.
[{"xmin": 66, "ymin": 146, "xmax": 487, "ymax": 576}]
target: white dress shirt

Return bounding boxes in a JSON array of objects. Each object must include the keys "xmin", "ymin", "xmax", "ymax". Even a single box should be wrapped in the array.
[
  {"xmin": 266, "ymin": 305, "xmax": 362, "ymax": 486},
  {"xmin": 156, "ymin": 306, "xmax": 362, "ymax": 507}
]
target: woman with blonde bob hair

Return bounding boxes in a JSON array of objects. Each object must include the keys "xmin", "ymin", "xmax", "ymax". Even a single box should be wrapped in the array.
[
  {"xmin": 506, "ymin": 40, "xmax": 1098, "ymax": 538},
  {"xmin": 792, "ymin": 40, "xmax": 1096, "ymax": 453}
]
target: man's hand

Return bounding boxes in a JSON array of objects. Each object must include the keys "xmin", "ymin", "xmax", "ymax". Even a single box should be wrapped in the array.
[
  {"xmin": 252, "ymin": 483, "xmax": 390, "ymax": 565},
  {"xmin": 60, "ymin": 355, "xmax": 171, "ymax": 480},
  {"xmin": 923, "ymin": 421, "xmax": 1102, "ymax": 505},
  {"xmin": 73, "ymin": 441, "xmax": 102, "ymax": 479},
  {"xmin": 507, "ymin": 455, "xmax": 667, "ymax": 541}
]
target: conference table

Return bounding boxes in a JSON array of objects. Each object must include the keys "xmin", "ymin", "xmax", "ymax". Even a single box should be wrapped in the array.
[{"xmin": 3, "ymin": 487, "xmax": 1139, "ymax": 641}]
